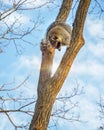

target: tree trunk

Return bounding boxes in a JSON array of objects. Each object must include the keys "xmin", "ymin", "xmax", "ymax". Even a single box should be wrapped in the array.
[{"xmin": 29, "ymin": 0, "xmax": 91, "ymax": 130}]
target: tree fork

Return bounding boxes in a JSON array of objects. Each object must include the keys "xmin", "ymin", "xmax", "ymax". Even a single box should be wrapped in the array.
[{"xmin": 29, "ymin": 0, "xmax": 91, "ymax": 130}]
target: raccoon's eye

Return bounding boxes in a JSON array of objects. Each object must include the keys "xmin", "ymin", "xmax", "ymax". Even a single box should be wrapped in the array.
[
  {"xmin": 50, "ymin": 35, "xmax": 58, "ymax": 40},
  {"xmin": 49, "ymin": 35, "xmax": 51, "ymax": 39},
  {"xmin": 54, "ymin": 36, "xmax": 58, "ymax": 40}
]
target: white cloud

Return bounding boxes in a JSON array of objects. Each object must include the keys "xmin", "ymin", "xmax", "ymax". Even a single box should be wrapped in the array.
[
  {"xmin": 14, "ymin": 55, "xmax": 41, "ymax": 71},
  {"xmin": 85, "ymin": 85, "xmax": 100, "ymax": 100},
  {"xmin": 88, "ymin": 42, "xmax": 104, "ymax": 59},
  {"xmin": 24, "ymin": 0, "xmax": 50, "ymax": 8},
  {"xmin": 2, "ymin": 0, "xmax": 50, "ymax": 9},
  {"xmin": 70, "ymin": 59, "xmax": 104, "ymax": 79},
  {"xmin": 1, "ymin": 1, "xmax": 30, "ymax": 26},
  {"xmin": 3, "ymin": 0, "xmax": 51, "ymax": 8},
  {"xmin": 79, "ymin": 98, "xmax": 100, "ymax": 129},
  {"xmin": 2, "ymin": 11, "xmax": 30, "ymax": 26},
  {"xmin": 86, "ymin": 18, "xmax": 104, "ymax": 38}
]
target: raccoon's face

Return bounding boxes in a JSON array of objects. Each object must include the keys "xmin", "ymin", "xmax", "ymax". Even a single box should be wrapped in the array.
[{"xmin": 49, "ymin": 35, "xmax": 62, "ymax": 50}]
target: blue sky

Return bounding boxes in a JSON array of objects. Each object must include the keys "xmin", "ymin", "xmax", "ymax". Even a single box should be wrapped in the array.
[{"xmin": 0, "ymin": 0, "xmax": 104, "ymax": 130}]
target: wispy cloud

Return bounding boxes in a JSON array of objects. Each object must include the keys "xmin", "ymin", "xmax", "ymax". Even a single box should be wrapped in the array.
[
  {"xmin": 2, "ymin": 0, "xmax": 52, "ymax": 8},
  {"xmin": 15, "ymin": 55, "xmax": 41, "ymax": 70},
  {"xmin": 1, "ymin": 11, "xmax": 30, "ymax": 26},
  {"xmin": 79, "ymin": 98, "xmax": 100, "ymax": 128},
  {"xmin": 71, "ymin": 60, "xmax": 104, "ymax": 79},
  {"xmin": 24, "ymin": 0, "xmax": 51, "ymax": 8},
  {"xmin": 88, "ymin": 42, "xmax": 104, "ymax": 59},
  {"xmin": 86, "ymin": 18, "xmax": 104, "ymax": 38}
]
